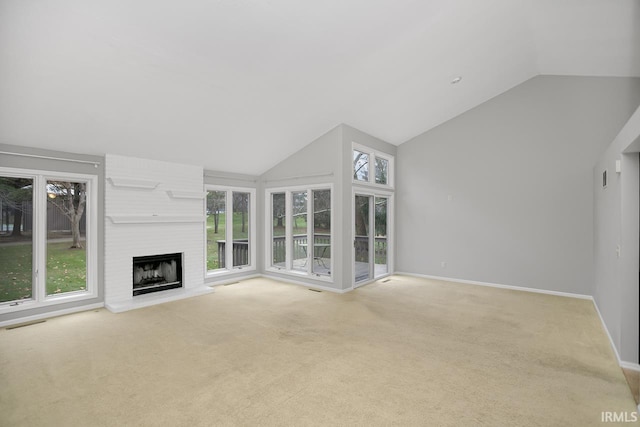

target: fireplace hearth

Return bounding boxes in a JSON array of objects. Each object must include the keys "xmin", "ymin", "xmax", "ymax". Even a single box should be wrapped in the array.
[{"xmin": 133, "ymin": 253, "xmax": 183, "ymax": 296}]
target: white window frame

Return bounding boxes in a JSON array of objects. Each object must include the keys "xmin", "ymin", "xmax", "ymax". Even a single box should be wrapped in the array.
[
  {"xmin": 204, "ymin": 185, "xmax": 257, "ymax": 277},
  {"xmin": 352, "ymin": 143, "xmax": 394, "ymax": 189},
  {"xmin": 0, "ymin": 167, "xmax": 99, "ymax": 313},
  {"xmin": 351, "ymin": 187, "xmax": 394, "ymax": 288},
  {"xmin": 264, "ymin": 183, "xmax": 334, "ymax": 283}
]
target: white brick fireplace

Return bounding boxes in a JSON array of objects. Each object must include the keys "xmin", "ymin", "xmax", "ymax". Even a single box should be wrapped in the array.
[{"xmin": 104, "ymin": 154, "xmax": 212, "ymax": 312}]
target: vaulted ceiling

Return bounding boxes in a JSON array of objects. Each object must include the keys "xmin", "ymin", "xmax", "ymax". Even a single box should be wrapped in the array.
[{"xmin": 1, "ymin": 0, "xmax": 639, "ymax": 174}]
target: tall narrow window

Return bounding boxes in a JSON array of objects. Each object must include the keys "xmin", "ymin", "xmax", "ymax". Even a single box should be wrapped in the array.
[
  {"xmin": 46, "ymin": 180, "xmax": 88, "ymax": 296},
  {"xmin": 354, "ymin": 195, "xmax": 371, "ymax": 283},
  {"xmin": 206, "ymin": 190, "xmax": 226, "ymax": 270},
  {"xmin": 232, "ymin": 192, "xmax": 250, "ymax": 267},
  {"xmin": 291, "ymin": 191, "xmax": 307, "ymax": 272},
  {"xmin": 374, "ymin": 197, "xmax": 388, "ymax": 276},
  {"xmin": 0, "ymin": 176, "xmax": 34, "ymax": 303},
  {"xmin": 353, "ymin": 150, "xmax": 369, "ymax": 182},
  {"xmin": 312, "ymin": 189, "xmax": 331, "ymax": 276},
  {"xmin": 272, "ymin": 192, "xmax": 286, "ymax": 269}
]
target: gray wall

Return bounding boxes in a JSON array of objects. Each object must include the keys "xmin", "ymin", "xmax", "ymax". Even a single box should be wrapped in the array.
[
  {"xmin": 261, "ymin": 125, "xmax": 344, "ymax": 290},
  {"xmin": 260, "ymin": 124, "xmax": 396, "ymax": 291},
  {"xmin": 396, "ymin": 75, "xmax": 640, "ymax": 295},
  {"xmin": 594, "ymin": 105, "xmax": 640, "ymax": 364},
  {"xmin": 0, "ymin": 143, "xmax": 105, "ymax": 323}
]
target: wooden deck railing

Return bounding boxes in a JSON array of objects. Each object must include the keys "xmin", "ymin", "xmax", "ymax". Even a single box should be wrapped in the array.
[
  {"xmin": 354, "ymin": 236, "xmax": 388, "ymax": 263},
  {"xmin": 217, "ymin": 239, "xmax": 249, "ymax": 267},
  {"xmin": 218, "ymin": 234, "xmax": 388, "ymax": 267}
]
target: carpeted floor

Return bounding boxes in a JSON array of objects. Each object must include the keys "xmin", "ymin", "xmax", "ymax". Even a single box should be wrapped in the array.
[{"xmin": 0, "ymin": 275, "xmax": 636, "ymax": 426}]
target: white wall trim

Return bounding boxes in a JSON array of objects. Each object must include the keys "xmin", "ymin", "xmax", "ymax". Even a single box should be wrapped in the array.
[
  {"xmin": 0, "ymin": 303, "xmax": 104, "ymax": 328},
  {"xmin": 260, "ymin": 273, "xmax": 349, "ymax": 293},
  {"xmin": 206, "ymin": 273, "xmax": 262, "ymax": 286},
  {"xmin": 591, "ymin": 298, "xmax": 624, "ymax": 371},
  {"xmin": 620, "ymin": 361, "xmax": 640, "ymax": 372},
  {"xmin": 396, "ymin": 272, "xmax": 593, "ymax": 300}
]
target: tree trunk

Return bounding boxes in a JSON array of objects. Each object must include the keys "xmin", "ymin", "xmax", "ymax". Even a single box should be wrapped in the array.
[
  {"xmin": 70, "ymin": 213, "xmax": 83, "ymax": 248},
  {"xmin": 10, "ymin": 208, "xmax": 22, "ymax": 237},
  {"xmin": 67, "ymin": 184, "xmax": 85, "ymax": 249},
  {"xmin": 214, "ymin": 211, "xmax": 220, "ymax": 234},
  {"xmin": 241, "ymin": 211, "xmax": 246, "ymax": 233}
]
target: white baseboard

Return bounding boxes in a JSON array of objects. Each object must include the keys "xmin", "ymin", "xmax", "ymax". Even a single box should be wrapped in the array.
[
  {"xmin": 0, "ymin": 302, "xmax": 105, "ymax": 328},
  {"xmin": 206, "ymin": 273, "xmax": 262, "ymax": 287},
  {"xmin": 395, "ymin": 272, "xmax": 593, "ymax": 299},
  {"xmin": 620, "ymin": 361, "xmax": 640, "ymax": 372},
  {"xmin": 591, "ymin": 297, "xmax": 624, "ymax": 367},
  {"xmin": 260, "ymin": 273, "xmax": 349, "ymax": 294}
]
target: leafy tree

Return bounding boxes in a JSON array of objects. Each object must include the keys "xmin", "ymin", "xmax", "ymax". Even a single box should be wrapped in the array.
[
  {"xmin": 47, "ymin": 181, "xmax": 86, "ymax": 249},
  {"xmin": 272, "ymin": 193, "xmax": 285, "ymax": 228},
  {"xmin": 375, "ymin": 158, "xmax": 388, "ymax": 185},
  {"xmin": 355, "ymin": 196, "xmax": 369, "ymax": 236},
  {"xmin": 207, "ymin": 191, "xmax": 225, "ymax": 234},
  {"xmin": 292, "ymin": 192, "xmax": 307, "ymax": 230},
  {"xmin": 375, "ymin": 198, "xmax": 387, "ymax": 236},
  {"xmin": 0, "ymin": 177, "xmax": 33, "ymax": 238},
  {"xmin": 233, "ymin": 192, "xmax": 249, "ymax": 234},
  {"xmin": 353, "ymin": 151, "xmax": 368, "ymax": 180},
  {"xmin": 313, "ymin": 190, "xmax": 331, "ymax": 231}
]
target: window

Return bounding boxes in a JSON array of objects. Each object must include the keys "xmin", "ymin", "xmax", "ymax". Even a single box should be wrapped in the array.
[
  {"xmin": 205, "ymin": 186, "xmax": 256, "ymax": 275},
  {"xmin": 353, "ymin": 144, "xmax": 393, "ymax": 187},
  {"xmin": 353, "ymin": 150, "xmax": 369, "ymax": 182},
  {"xmin": 271, "ymin": 193, "xmax": 286, "ymax": 269},
  {"xmin": 206, "ymin": 191, "xmax": 226, "ymax": 270},
  {"xmin": 0, "ymin": 176, "xmax": 34, "ymax": 303},
  {"xmin": 0, "ymin": 169, "xmax": 97, "ymax": 309},
  {"xmin": 312, "ymin": 189, "xmax": 331, "ymax": 276},
  {"xmin": 291, "ymin": 191, "xmax": 307, "ymax": 272},
  {"xmin": 266, "ymin": 185, "xmax": 332, "ymax": 280},
  {"xmin": 375, "ymin": 157, "xmax": 389, "ymax": 185},
  {"xmin": 46, "ymin": 180, "xmax": 88, "ymax": 296}
]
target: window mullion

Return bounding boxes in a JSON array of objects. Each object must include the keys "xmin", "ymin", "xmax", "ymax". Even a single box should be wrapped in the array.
[
  {"xmin": 306, "ymin": 189, "xmax": 312, "ymax": 274},
  {"xmin": 285, "ymin": 191, "xmax": 292, "ymax": 270},
  {"xmin": 36, "ymin": 175, "xmax": 47, "ymax": 302},
  {"xmin": 226, "ymin": 190, "xmax": 232, "ymax": 271}
]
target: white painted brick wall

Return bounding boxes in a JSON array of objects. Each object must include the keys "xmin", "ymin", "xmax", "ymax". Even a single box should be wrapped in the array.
[{"xmin": 104, "ymin": 154, "xmax": 205, "ymax": 306}]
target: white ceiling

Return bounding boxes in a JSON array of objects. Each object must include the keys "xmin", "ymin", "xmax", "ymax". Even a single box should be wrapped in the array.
[{"xmin": 1, "ymin": 0, "xmax": 639, "ymax": 175}]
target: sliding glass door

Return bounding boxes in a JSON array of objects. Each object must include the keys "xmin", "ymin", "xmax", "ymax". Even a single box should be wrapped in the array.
[
  {"xmin": 354, "ymin": 192, "xmax": 390, "ymax": 287},
  {"xmin": 354, "ymin": 194, "xmax": 371, "ymax": 285}
]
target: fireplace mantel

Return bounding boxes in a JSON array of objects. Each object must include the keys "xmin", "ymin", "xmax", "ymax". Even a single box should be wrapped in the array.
[{"xmin": 107, "ymin": 177, "xmax": 160, "ymax": 189}]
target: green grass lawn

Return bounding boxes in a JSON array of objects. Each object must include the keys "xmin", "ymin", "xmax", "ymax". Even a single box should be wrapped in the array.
[
  {"xmin": 206, "ymin": 212, "xmax": 253, "ymax": 270},
  {"xmin": 206, "ymin": 213, "xmax": 226, "ymax": 270},
  {"xmin": 0, "ymin": 240, "xmax": 86, "ymax": 303}
]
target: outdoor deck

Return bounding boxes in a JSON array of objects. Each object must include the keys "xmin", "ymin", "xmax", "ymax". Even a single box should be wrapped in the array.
[{"xmin": 217, "ymin": 234, "xmax": 388, "ymax": 282}]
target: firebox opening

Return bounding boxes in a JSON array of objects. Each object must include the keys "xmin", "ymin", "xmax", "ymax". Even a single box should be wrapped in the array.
[{"xmin": 133, "ymin": 253, "xmax": 183, "ymax": 296}]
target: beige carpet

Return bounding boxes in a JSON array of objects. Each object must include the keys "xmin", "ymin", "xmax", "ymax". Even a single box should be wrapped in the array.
[{"xmin": 0, "ymin": 275, "xmax": 636, "ymax": 426}]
